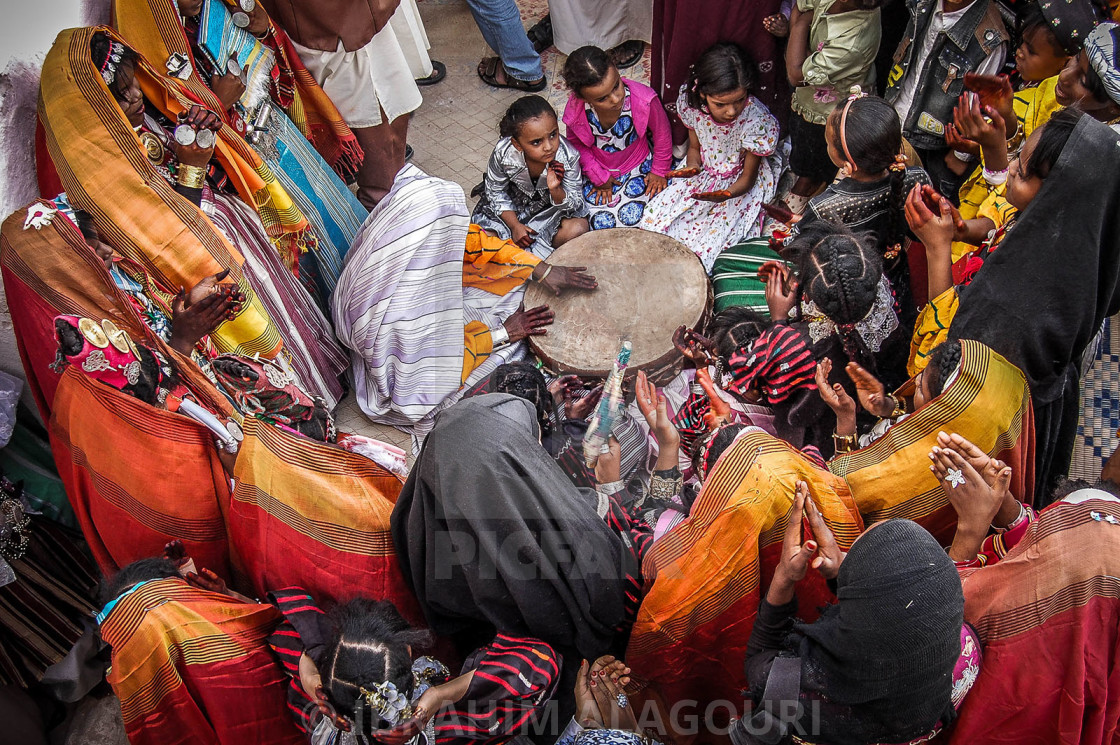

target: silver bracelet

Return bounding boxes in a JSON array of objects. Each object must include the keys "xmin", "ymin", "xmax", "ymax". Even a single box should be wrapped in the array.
[
  {"xmin": 490, "ymin": 324, "xmax": 511, "ymax": 348},
  {"xmin": 952, "ymin": 150, "xmax": 976, "ymax": 163},
  {"xmin": 597, "ymin": 480, "xmax": 625, "ymax": 496}
]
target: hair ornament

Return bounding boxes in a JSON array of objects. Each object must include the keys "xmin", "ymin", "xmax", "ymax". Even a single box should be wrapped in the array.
[
  {"xmin": 100, "ymin": 41, "xmax": 125, "ymax": 86},
  {"xmin": 359, "ymin": 681, "xmax": 412, "ymax": 726},
  {"xmin": 839, "ymin": 85, "xmax": 869, "ymax": 167}
]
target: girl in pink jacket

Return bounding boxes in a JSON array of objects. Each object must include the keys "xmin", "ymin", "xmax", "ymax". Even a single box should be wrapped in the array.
[{"xmin": 561, "ymin": 46, "xmax": 673, "ymax": 229}]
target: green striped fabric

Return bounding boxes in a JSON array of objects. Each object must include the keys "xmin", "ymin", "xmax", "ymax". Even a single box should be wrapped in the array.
[{"xmin": 710, "ymin": 238, "xmax": 787, "ymax": 316}]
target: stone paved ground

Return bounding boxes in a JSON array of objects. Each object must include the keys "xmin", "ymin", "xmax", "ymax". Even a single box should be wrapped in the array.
[
  {"xmin": 331, "ymin": 0, "xmax": 651, "ymax": 457},
  {"xmin": 60, "ymin": 2, "xmax": 650, "ymax": 743}
]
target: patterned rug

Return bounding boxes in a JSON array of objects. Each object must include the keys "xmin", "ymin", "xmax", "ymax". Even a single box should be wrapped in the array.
[{"xmin": 1070, "ymin": 315, "xmax": 1120, "ymax": 481}]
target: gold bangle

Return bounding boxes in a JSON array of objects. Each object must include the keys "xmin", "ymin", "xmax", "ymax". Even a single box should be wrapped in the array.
[
  {"xmin": 832, "ymin": 432, "xmax": 858, "ymax": 454},
  {"xmin": 887, "ymin": 393, "xmax": 907, "ymax": 419},
  {"xmin": 177, "ymin": 164, "xmax": 207, "ymax": 189}
]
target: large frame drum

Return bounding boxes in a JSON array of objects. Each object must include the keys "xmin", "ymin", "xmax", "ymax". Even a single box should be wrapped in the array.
[{"xmin": 525, "ymin": 228, "xmax": 711, "ymax": 382}]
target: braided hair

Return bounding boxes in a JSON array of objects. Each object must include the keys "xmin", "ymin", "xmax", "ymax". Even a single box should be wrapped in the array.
[
  {"xmin": 923, "ymin": 339, "xmax": 962, "ymax": 399},
  {"xmin": 320, "ymin": 600, "xmax": 433, "ymax": 739},
  {"xmin": 707, "ymin": 307, "xmax": 770, "ymax": 360},
  {"xmin": 685, "ymin": 42, "xmax": 757, "ymax": 111},
  {"xmin": 491, "ymin": 361, "xmax": 555, "ymax": 435},
  {"xmin": 498, "ymin": 95, "xmax": 557, "ymax": 139},
  {"xmin": 791, "ymin": 220, "xmax": 884, "ymax": 372},
  {"xmin": 562, "ymin": 46, "xmax": 613, "ymax": 93},
  {"xmin": 826, "ymin": 96, "xmax": 909, "ymax": 257},
  {"xmin": 690, "ymin": 423, "xmax": 746, "ymax": 480}
]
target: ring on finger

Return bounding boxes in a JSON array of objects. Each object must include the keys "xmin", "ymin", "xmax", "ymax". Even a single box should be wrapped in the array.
[
  {"xmin": 945, "ymin": 467, "xmax": 965, "ymax": 489},
  {"xmin": 616, "ymin": 693, "xmax": 629, "ymax": 709}
]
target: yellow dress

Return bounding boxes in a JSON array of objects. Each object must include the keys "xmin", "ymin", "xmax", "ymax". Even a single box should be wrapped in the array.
[{"xmin": 951, "ymin": 77, "xmax": 1062, "ymax": 262}]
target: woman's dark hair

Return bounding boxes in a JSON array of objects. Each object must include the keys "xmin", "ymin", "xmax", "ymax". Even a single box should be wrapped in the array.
[
  {"xmin": 791, "ymin": 220, "xmax": 884, "ymax": 371},
  {"xmin": 827, "ymin": 97, "xmax": 908, "ymax": 253},
  {"xmin": 320, "ymin": 599, "xmax": 434, "ymax": 735},
  {"xmin": 1023, "ymin": 106, "xmax": 1083, "ymax": 179},
  {"xmin": 707, "ymin": 306, "xmax": 770, "ymax": 359},
  {"xmin": 923, "ymin": 339, "xmax": 962, "ymax": 399},
  {"xmin": 90, "ymin": 33, "xmax": 139, "ymax": 102},
  {"xmin": 1051, "ymin": 476, "xmax": 1120, "ymax": 499},
  {"xmin": 499, "ymin": 95, "xmax": 557, "ymax": 139},
  {"xmin": 562, "ymin": 46, "xmax": 613, "ymax": 92},
  {"xmin": 690, "ymin": 423, "xmax": 746, "ymax": 479},
  {"xmin": 686, "ymin": 42, "xmax": 757, "ymax": 111},
  {"xmin": 491, "ymin": 361, "xmax": 554, "ymax": 435},
  {"xmin": 72, "ymin": 209, "xmax": 99, "ymax": 243},
  {"xmin": 100, "ymin": 557, "xmax": 179, "ymax": 605}
]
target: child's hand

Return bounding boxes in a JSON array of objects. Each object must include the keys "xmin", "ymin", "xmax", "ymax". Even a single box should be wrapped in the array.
[
  {"xmin": 590, "ymin": 178, "xmax": 618, "ymax": 206},
  {"xmin": 763, "ymin": 13, "xmax": 789, "ymax": 37},
  {"xmin": 764, "ymin": 264, "xmax": 797, "ymax": 321},
  {"xmin": 953, "ymin": 93, "xmax": 1006, "ymax": 152},
  {"xmin": 845, "ymin": 362, "xmax": 894, "ymax": 418},
  {"xmin": 546, "ymin": 159, "xmax": 566, "ymax": 191},
  {"xmin": 666, "ymin": 166, "xmax": 701, "ymax": 179},
  {"xmin": 691, "ymin": 189, "xmax": 733, "ymax": 203},
  {"xmin": 645, "ymin": 174, "xmax": 668, "ymax": 197},
  {"xmin": 944, "ymin": 123, "xmax": 981, "ymax": 159},
  {"xmin": 815, "ymin": 359, "xmax": 857, "ymax": 434},
  {"xmin": 904, "ymin": 184, "xmax": 955, "ymax": 253},
  {"xmin": 511, "ymin": 222, "xmax": 537, "ymax": 248},
  {"xmin": 963, "ymin": 72, "xmax": 1015, "ymax": 129}
]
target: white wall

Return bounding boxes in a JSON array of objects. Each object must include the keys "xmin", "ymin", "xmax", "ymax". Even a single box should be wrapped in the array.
[{"xmin": 0, "ymin": 0, "xmax": 110, "ymax": 391}]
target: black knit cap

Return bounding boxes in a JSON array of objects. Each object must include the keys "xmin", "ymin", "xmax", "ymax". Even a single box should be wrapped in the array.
[{"xmin": 1039, "ymin": 0, "xmax": 1104, "ymax": 55}]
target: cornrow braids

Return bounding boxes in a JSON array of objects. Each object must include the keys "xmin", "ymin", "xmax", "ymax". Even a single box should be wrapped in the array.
[
  {"xmin": 708, "ymin": 306, "xmax": 770, "ymax": 360},
  {"xmin": 320, "ymin": 599, "xmax": 433, "ymax": 736},
  {"xmin": 791, "ymin": 221, "xmax": 884, "ymax": 371},
  {"xmin": 924, "ymin": 339, "xmax": 962, "ymax": 398}
]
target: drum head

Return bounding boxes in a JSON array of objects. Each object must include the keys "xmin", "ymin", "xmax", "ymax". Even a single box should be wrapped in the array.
[{"xmin": 526, "ymin": 228, "xmax": 710, "ymax": 378}]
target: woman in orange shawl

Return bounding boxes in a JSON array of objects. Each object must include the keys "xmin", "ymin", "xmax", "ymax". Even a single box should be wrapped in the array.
[
  {"xmin": 828, "ymin": 339, "xmax": 1034, "ymax": 543},
  {"xmin": 624, "ymin": 427, "xmax": 863, "ymax": 744},
  {"xmin": 97, "ymin": 564, "xmax": 303, "ymax": 745},
  {"xmin": 112, "ymin": 0, "xmax": 368, "ymax": 299},
  {"xmin": 39, "ymin": 27, "xmax": 347, "ymax": 405},
  {"xmin": 111, "ymin": 0, "xmax": 362, "ymax": 177},
  {"xmin": 949, "ymin": 485, "xmax": 1120, "ymax": 744}
]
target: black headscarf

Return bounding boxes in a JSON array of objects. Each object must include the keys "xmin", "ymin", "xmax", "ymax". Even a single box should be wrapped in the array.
[
  {"xmin": 950, "ymin": 115, "xmax": 1120, "ymax": 405},
  {"xmin": 390, "ymin": 394, "xmax": 629, "ymax": 661},
  {"xmin": 793, "ymin": 519, "xmax": 964, "ymax": 745}
]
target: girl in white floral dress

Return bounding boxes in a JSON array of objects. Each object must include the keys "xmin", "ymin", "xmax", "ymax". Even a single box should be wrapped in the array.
[{"xmin": 641, "ymin": 42, "xmax": 780, "ymax": 272}]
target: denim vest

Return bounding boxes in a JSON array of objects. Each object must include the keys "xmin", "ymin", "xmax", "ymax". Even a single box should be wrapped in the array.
[{"xmin": 884, "ymin": 0, "xmax": 1009, "ymax": 150}]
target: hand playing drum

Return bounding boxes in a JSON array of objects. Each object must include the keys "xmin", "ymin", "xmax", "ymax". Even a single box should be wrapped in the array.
[
  {"xmin": 534, "ymin": 264, "xmax": 598, "ymax": 296},
  {"xmin": 503, "ymin": 304, "xmax": 554, "ymax": 342}
]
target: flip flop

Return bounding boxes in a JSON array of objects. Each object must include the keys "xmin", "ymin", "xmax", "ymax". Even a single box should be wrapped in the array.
[
  {"xmin": 416, "ymin": 60, "xmax": 446, "ymax": 86},
  {"xmin": 608, "ymin": 40, "xmax": 645, "ymax": 70},
  {"xmin": 477, "ymin": 56, "xmax": 546, "ymax": 92}
]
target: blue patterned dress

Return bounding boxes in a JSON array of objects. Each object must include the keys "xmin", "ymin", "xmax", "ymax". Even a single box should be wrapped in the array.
[{"xmin": 581, "ymin": 89, "xmax": 655, "ymax": 229}]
